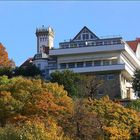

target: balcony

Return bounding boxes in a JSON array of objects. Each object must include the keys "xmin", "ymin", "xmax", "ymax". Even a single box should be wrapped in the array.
[
  {"xmin": 49, "ymin": 64, "xmax": 126, "ymax": 74},
  {"xmin": 59, "ymin": 37, "xmax": 122, "ymax": 49},
  {"xmin": 50, "ymin": 44, "xmax": 124, "ymax": 56}
]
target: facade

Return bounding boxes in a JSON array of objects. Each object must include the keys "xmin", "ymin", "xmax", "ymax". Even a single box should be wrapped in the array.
[{"xmin": 32, "ymin": 26, "xmax": 140, "ymax": 99}]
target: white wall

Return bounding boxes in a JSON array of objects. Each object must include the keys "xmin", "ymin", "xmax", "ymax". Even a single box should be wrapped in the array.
[
  {"xmin": 50, "ymin": 44, "xmax": 124, "ymax": 56},
  {"xmin": 33, "ymin": 59, "xmax": 48, "ymax": 70},
  {"xmin": 57, "ymin": 52, "xmax": 120, "ymax": 63},
  {"xmin": 136, "ymin": 43, "xmax": 140, "ymax": 60}
]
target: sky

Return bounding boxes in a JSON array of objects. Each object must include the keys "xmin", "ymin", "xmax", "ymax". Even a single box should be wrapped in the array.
[{"xmin": 0, "ymin": 1, "xmax": 140, "ymax": 66}]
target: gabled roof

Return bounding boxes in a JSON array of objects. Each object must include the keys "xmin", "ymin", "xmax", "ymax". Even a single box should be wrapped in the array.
[
  {"xmin": 20, "ymin": 58, "xmax": 33, "ymax": 68},
  {"xmin": 126, "ymin": 38, "xmax": 140, "ymax": 52},
  {"xmin": 72, "ymin": 26, "xmax": 99, "ymax": 41},
  {"xmin": 126, "ymin": 41, "xmax": 138, "ymax": 52}
]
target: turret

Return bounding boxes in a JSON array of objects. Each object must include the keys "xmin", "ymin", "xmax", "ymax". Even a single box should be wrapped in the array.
[{"xmin": 36, "ymin": 25, "xmax": 54, "ymax": 54}]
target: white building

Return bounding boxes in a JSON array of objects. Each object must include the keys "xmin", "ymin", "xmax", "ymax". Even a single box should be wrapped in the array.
[{"xmin": 32, "ymin": 26, "xmax": 140, "ymax": 99}]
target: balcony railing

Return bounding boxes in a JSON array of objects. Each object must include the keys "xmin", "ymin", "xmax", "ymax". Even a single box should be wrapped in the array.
[
  {"xmin": 49, "ymin": 64, "xmax": 125, "ymax": 74},
  {"xmin": 58, "ymin": 38, "xmax": 122, "ymax": 49}
]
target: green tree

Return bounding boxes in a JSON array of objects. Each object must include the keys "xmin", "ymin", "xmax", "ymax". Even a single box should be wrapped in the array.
[
  {"xmin": 14, "ymin": 64, "xmax": 41, "ymax": 77},
  {"xmin": 126, "ymin": 99, "xmax": 140, "ymax": 112},
  {"xmin": 50, "ymin": 70, "xmax": 81, "ymax": 97},
  {"xmin": 0, "ymin": 67, "xmax": 13, "ymax": 78}
]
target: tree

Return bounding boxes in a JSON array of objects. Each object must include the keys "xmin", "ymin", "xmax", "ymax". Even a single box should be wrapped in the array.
[
  {"xmin": 0, "ymin": 76, "xmax": 73, "ymax": 139},
  {"xmin": 132, "ymin": 69, "xmax": 140, "ymax": 97},
  {"xmin": 126, "ymin": 99, "xmax": 140, "ymax": 112},
  {"xmin": 14, "ymin": 64, "xmax": 41, "ymax": 77},
  {"xmin": 50, "ymin": 70, "xmax": 81, "ymax": 97},
  {"xmin": 0, "ymin": 120, "xmax": 67, "ymax": 140},
  {"xmin": 0, "ymin": 67, "xmax": 13, "ymax": 78},
  {"xmin": 79, "ymin": 75, "xmax": 103, "ymax": 99},
  {"xmin": 0, "ymin": 43, "xmax": 14, "ymax": 67},
  {"xmin": 72, "ymin": 99, "xmax": 104, "ymax": 139},
  {"xmin": 82, "ymin": 96, "xmax": 140, "ymax": 139}
]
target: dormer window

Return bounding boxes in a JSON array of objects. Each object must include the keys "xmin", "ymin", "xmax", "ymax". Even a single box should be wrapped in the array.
[
  {"xmin": 72, "ymin": 26, "xmax": 99, "ymax": 41},
  {"xmin": 90, "ymin": 34, "xmax": 94, "ymax": 39},
  {"xmin": 82, "ymin": 34, "xmax": 89, "ymax": 40}
]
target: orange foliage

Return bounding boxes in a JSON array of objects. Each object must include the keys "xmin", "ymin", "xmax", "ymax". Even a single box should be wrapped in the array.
[{"xmin": 0, "ymin": 43, "xmax": 14, "ymax": 67}]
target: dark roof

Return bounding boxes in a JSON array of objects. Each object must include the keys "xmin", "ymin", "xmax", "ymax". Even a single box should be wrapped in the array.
[{"xmin": 20, "ymin": 58, "xmax": 33, "ymax": 67}]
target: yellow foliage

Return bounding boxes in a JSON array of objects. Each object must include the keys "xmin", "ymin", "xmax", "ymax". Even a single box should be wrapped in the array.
[
  {"xmin": 72, "ymin": 96, "xmax": 140, "ymax": 139},
  {"xmin": 103, "ymin": 126, "xmax": 130, "ymax": 140}
]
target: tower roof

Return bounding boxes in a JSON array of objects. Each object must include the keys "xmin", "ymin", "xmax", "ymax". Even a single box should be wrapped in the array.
[{"xmin": 36, "ymin": 25, "xmax": 54, "ymax": 36}]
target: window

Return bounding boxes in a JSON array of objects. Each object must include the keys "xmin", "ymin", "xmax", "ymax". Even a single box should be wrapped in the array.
[
  {"xmin": 91, "ymin": 42, "xmax": 95, "ymax": 46},
  {"xmin": 94, "ymin": 60, "xmax": 101, "ymax": 66},
  {"xmin": 83, "ymin": 33, "xmax": 89, "ymax": 40},
  {"xmin": 90, "ymin": 34, "xmax": 94, "ymax": 39},
  {"xmin": 44, "ymin": 37, "xmax": 47, "ymax": 41},
  {"xmin": 103, "ymin": 60, "xmax": 110, "ymax": 66},
  {"xmin": 107, "ymin": 74, "xmax": 115, "ymax": 80},
  {"xmin": 68, "ymin": 63, "xmax": 75, "ymax": 68},
  {"xmin": 111, "ymin": 59, "xmax": 118, "ymax": 65},
  {"xmin": 83, "ymin": 29, "xmax": 88, "ymax": 33},
  {"xmin": 78, "ymin": 43, "xmax": 84, "ymax": 47},
  {"xmin": 49, "ymin": 63, "xmax": 57, "ymax": 69},
  {"xmin": 37, "ymin": 63, "xmax": 41, "ymax": 69},
  {"xmin": 60, "ymin": 63, "xmax": 66, "ymax": 69},
  {"xmin": 85, "ymin": 61, "xmax": 92, "ymax": 67},
  {"xmin": 85, "ymin": 34, "xmax": 89, "ymax": 39},
  {"xmin": 112, "ymin": 40, "xmax": 121, "ymax": 45},
  {"xmin": 77, "ymin": 62, "xmax": 84, "ymax": 68},
  {"xmin": 99, "ymin": 75, "xmax": 106, "ymax": 80},
  {"xmin": 104, "ymin": 41, "xmax": 111, "ymax": 45},
  {"xmin": 71, "ymin": 44, "xmax": 77, "ymax": 48},
  {"xmin": 40, "ymin": 38, "xmax": 42, "ymax": 42},
  {"xmin": 83, "ymin": 34, "xmax": 86, "ymax": 40},
  {"xmin": 96, "ymin": 41, "xmax": 103, "ymax": 46}
]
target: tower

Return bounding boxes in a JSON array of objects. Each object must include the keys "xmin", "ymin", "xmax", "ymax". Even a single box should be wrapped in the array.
[{"xmin": 36, "ymin": 25, "xmax": 54, "ymax": 54}]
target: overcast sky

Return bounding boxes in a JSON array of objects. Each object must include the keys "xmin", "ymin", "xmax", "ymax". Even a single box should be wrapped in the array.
[{"xmin": 0, "ymin": 1, "xmax": 140, "ymax": 66}]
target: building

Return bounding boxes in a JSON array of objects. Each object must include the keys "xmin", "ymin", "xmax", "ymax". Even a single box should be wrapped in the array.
[{"xmin": 32, "ymin": 25, "xmax": 140, "ymax": 99}]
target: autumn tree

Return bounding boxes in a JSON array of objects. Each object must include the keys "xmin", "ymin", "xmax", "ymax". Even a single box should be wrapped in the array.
[
  {"xmin": 0, "ymin": 43, "xmax": 14, "ymax": 68},
  {"xmin": 0, "ymin": 120, "xmax": 68, "ymax": 140},
  {"xmin": 72, "ymin": 99, "xmax": 104, "ymax": 139},
  {"xmin": 0, "ymin": 76, "xmax": 73, "ymax": 139},
  {"xmin": 82, "ymin": 96, "xmax": 140, "ymax": 139}
]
